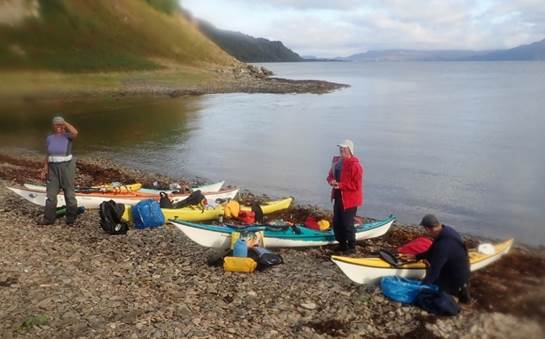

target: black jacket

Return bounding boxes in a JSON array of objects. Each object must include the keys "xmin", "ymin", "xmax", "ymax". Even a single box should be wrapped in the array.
[{"xmin": 416, "ymin": 225, "xmax": 470, "ymax": 290}]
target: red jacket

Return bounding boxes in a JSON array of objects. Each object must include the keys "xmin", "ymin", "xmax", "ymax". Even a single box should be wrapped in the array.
[{"xmin": 327, "ymin": 156, "xmax": 364, "ymax": 210}]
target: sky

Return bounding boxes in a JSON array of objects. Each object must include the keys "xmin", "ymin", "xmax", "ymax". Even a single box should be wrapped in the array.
[{"xmin": 181, "ymin": 0, "xmax": 545, "ymax": 58}]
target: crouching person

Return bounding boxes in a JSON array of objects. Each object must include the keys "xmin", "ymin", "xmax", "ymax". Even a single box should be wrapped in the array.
[{"xmin": 401, "ymin": 214, "xmax": 471, "ymax": 303}]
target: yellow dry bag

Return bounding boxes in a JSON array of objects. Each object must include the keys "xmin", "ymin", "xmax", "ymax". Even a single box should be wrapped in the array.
[{"xmin": 223, "ymin": 257, "xmax": 257, "ymax": 273}]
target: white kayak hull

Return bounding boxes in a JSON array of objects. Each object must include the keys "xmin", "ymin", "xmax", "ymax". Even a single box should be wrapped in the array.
[
  {"xmin": 138, "ymin": 181, "xmax": 225, "ymax": 194},
  {"xmin": 170, "ymin": 216, "xmax": 395, "ymax": 249},
  {"xmin": 7, "ymin": 186, "xmax": 239, "ymax": 210},
  {"xmin": 24, "ymin": 180, "xmax": 225, "ymax": 194}
]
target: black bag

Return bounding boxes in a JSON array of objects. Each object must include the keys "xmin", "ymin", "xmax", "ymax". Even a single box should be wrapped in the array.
[
  {"xmin": 159, "ymin": 192, "xmax": 173, "ymax": 208},
  {"xmin": 172, "ymin": 190, "xmax": 206, "ymax": 209},
  {"xmin": 249, "ymin": 247, "xmax": 283, "ymax": 270},
  {"xmin": 207, "ymin": 248, "xmax": 232, "ymax": 267},
  {"xmin": 414, "ymin": 289, "xmax": 460, "ymax": 316},
  {"xmin": 99, "ymin": 200, "xmax": 129, "ymax": 235},
  {"xmin": 251, "ymin": 202, "xmax": 264, "ymax": 223}
]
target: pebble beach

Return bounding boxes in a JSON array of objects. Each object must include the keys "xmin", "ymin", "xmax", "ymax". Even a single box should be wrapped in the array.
[{"xmin": 1, "ymin": 152, "xmax": 544, "ymax": 338}]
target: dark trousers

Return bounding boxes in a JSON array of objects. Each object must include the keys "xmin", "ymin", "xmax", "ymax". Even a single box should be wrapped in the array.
[
  {"xmin": 332, "ymin": 190, "xmax": 357, "ymax": 249},
  {"xmin": 44, "ymin": 160, "xmax": 78, "ymax": 223},
  {"xmin": 437, "ymin": 276, "xmax": 471, "ymax": 303}
]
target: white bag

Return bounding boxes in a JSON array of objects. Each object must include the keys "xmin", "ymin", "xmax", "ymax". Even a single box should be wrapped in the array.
[{"xmin": 477, "ymin": 243, "xmax": 495, "ymax": 255}]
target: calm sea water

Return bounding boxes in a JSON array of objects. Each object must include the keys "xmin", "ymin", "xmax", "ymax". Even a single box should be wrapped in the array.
[{"xmin": 1, "ymin": 62, "xmax": 545, "ymax": 245}]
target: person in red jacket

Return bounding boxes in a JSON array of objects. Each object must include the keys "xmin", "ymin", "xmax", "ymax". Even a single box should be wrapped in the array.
[{"xmin": 326, "ymin": 139, "xmax": 364, "ymax": 253}]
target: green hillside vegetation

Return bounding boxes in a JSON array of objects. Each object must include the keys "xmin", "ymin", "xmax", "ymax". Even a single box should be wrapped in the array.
[{"xmin": 0, "ymin": 0, "xmax": 235, "ymax": 72}]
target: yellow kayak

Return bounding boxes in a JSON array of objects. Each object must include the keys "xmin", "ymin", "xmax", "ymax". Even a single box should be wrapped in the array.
[
  {"xmin": 122, "ymin": 197, "xmax": 293, "ymax": 223},
  {"xmin": 240, "ymin": 197, "xmax": 294, "ymax": 214},
  {"xmin": 332, "ymin": 239, "xmax": 514, "ymax": 285}
]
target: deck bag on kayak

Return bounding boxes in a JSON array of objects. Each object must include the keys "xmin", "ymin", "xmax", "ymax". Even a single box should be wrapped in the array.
[
  {"xmin": 304, "ymin": 216, "xmax": 321, "ymax": 230},
  {"xmin": 380, "ymin": 276, "xmax": 438, "ymax": 304},
  {"xmin": 132, "ymin": 199, "xmax": 164, "ymax": 229},
  {"xmin": 223, "ymin": 256, "xmax": 257, "ymax": 273},
  {"xmin": 224, "ymin": 200, "xmax": 240, "ymax": 218},
  {"xmin": 318, "ymin": 219, "xmax": 331, "ymax": 231},
  {"xmin": 172, "ymin": 190, "xmax": 206, "ymax": 209},
  {"xmin": 398, "ymin": 237, "xmax": 433, "ymax": 255},
  {"xmin": 414, "ymin": 289, "xmax": 460, "ymax": 316},
  {"xmin": 99, "ymin": 200, "xmax": 129, "ymax": 235},
  {"xmin": 248, "ymin": 247, "xmax": 283, "ymax": 270},
  {"xmin": 159, "ymin": 192, "xmax": 174, "ymax": 208},
  {"xmin": 237, "ymin": 210, "xmax": 255, "ymax": 224}
]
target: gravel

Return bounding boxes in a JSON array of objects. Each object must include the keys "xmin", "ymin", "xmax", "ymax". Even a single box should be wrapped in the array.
[{"xmin": 1, "ymin": 155, "xmax": 544, "ymax": 338}]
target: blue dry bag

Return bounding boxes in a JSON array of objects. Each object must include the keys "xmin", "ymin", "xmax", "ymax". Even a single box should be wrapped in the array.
[
  {"xmin": 380, "ymin": 276, "xmax": 438, "ymax": 304},
  {"xmin": 233, "ymin": 239, "xmax": 248, "ymax": 257},
  {"xmin": 132, "ymin": 199, "xmax": 164, "ymax": 229}
]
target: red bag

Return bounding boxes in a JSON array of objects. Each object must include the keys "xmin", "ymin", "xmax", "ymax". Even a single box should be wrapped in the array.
[
  {"xmin": 398, "ymin": 237, "xmax": 433, "ymax": 255},
  {"xmin": 304, "ymin": 216, "xmax": 321, "ymax": 230},
  {"xmin": 237, "ymin": 210, "xmax": 255, "ymax": 224}
]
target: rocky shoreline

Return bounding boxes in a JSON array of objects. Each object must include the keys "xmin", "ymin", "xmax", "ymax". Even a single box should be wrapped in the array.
[
  {"xmin": 0, "ymin": 65, "xmax": 349, "ymax": 102},
  {"xmin": 1, "ymin": 153, "xmax": 544, "ymax": 338}
]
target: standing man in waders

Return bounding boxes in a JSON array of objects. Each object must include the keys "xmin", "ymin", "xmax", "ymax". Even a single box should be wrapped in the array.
[
  {"xmin": 326, "ymin": 139, "xmax": 364, "ymax": 254},
  {"xmin": 38, "ymin": 116, "xmax": 79, "ymax": 225}
]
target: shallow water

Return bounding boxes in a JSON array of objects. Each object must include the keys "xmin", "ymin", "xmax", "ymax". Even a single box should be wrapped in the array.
[{"xmin": 1, "ymin": 61, "xmax": 545, "ymax": 245}]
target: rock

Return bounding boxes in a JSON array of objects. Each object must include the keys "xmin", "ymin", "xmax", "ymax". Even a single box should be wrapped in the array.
[{"xmin": 300, "ymin": 302, "xmax": 318, "ymax": 310}]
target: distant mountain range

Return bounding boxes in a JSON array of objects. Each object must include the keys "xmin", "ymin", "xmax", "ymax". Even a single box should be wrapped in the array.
[
  {"xmin": 468, "ymin": 38, "xmax": 545, "ymax": 60},
  {"xmin": 196, "ymin": 20, "xmax": 303, "ymax": 63},
  {"xmin": 340, "ymin": 38, "xmax": 545, "ymax": 62}
]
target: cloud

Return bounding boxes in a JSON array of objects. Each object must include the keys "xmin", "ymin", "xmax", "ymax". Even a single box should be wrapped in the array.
[{"xmin": 182, "ymin": 0, "xmax": 545, "ymax": 57}]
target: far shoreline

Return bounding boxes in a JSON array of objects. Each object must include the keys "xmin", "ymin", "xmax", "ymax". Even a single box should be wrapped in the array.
[{"xmin": 0, "ymin": 64, "xmax": 349, "ymax": 103}]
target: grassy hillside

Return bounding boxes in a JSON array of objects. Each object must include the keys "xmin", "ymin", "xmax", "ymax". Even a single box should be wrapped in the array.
[{"xmin": 0, "ymin": 0, "xmax": 236, "ymax": 72}]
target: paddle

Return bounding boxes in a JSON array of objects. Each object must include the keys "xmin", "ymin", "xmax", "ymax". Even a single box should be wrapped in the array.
[
  {"xmin": 378, "ymin": 249, "xmax": 419, "ymax": 267},
  {"xmin": 378, "ymin": 249, "xmax": 403, "ymax": 267}
]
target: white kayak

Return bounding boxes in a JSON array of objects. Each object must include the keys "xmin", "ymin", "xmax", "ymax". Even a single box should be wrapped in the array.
[
  {"xmin": 23, "ymin": 180, "xmax": 225, "ymax": 194},
  {"xmin": 331, "ymin": 238, "xmax": 514, "ymax": 285},
  {"xmin": 170, "ymin": 215, "xmax": 395, "ymax": 249},
  {"xmin": 137, "ymin": 181, "xmax": 225, "ymax": 194},
  {"xmin": 7, "ymin": 186, "xmax": 239, "ymax": 210}
]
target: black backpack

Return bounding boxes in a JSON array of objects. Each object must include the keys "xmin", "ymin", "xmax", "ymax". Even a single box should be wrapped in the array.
[
  {"xmin": 172, "ymin": 190, "xmax": 206, "ymax": 209},
  {"xmin": 99, "ymin": 200, "xmax": 129, "ymax": 235},
  {"xmin": 248, "ymin": 247, "xmax": 283, "ymax": 270}
]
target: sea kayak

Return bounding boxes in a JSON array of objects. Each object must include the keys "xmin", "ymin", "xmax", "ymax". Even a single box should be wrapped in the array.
[
  {"xmin": 170, "ymin": 215, "xmax": 395, "ymax": 248},
  {"xmin": 23, "ymin": 181, "xmax": 224, "ymax": 194},
  {"xmin": 137, "ymin": 181, "xmax": 225, "ymax": 194},
  {"xmin": 24, "ymin": 182, "xmax": 142, "ymax": 193},
  {"xmin": 7, "ymin": 186, "xmax": 239, "ymax": 209},
  {"xmin": 123, "ymin": 197, "xmax": 293, "ymax": 222},
  {"xmin": 331, "ymin": 238, "xmax": 513, "ymax": 285}
]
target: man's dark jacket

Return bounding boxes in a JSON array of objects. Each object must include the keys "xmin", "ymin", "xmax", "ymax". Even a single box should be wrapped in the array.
[{"xmin": 416, "ymin": 225, "xmax": 470, "ymax": 292}]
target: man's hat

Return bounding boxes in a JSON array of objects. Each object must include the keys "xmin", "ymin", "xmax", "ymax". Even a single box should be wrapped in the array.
[
  {"xmin": 52, "ymin": 116, "xmax": 65, "ymax": 125},
  {"xmin": 337, "ymin": 139, "xmax": 354, "ymax": 155},
  {"xmin": 420, "ymin": 214, "xmax": 440, "ymax": 228}
]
